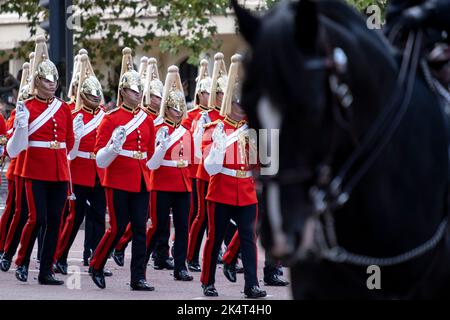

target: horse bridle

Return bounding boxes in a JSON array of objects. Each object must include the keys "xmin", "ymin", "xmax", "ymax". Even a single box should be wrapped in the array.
[{"xmin": 261, "ymin": 26, "xmax": 449, "ymax": 267}]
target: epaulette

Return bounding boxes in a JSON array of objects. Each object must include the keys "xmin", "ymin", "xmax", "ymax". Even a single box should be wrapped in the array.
[
  {"xmin": 187, "ymin": 106, "xmax": 198, "ymax": 114},
  {"xmin": 106, "ymin": 107, "xmax": 120, "ymax": 114},
  {"xmin": 203, "ymin": 119, "xmax": 221, "ymax": 129}
]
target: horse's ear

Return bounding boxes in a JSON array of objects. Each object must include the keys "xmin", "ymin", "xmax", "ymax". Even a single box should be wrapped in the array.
[
  {"xmin": 230, "ymin": 0, "xmax": 260, "ymax": 45},
  {"xmin": 295, "ymin": 0, "xmax": 318, "ymax": 54}
]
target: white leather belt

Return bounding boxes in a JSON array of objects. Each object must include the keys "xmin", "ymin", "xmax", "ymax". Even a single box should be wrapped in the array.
[
  {"xmin": 119, "ymin": 150, "xmax": 147, "ymax": 160},
  {"xmin": 29, "ymin": 140, "xmax": 67, "ymax": 149},
  {"xmin": 77, "ymin": 151, "xmax": 96, "ymax": 160},
  {"xmin": 161, "ymin": 159, "xmax": 189, "ymax": 168},
  {"xmin": 221, "ymin": 167, "xmax": 252, "ymax": 178}
]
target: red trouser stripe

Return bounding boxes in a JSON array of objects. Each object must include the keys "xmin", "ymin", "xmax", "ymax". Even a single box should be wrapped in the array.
[
  {"xmin": 222, "ymin": 230, "xmax": 240, "ymax": 265},
  {"xmin": 145, "ymin": 191, "xmax": 158, "ymax": 248},
  {"xmin": 0, "ymin": 179, "xmax": 15, "ymax": 251},
  {"xmin": 53, "ymin": 199, "xmax": 75, "ymax": 262},
  {"xmin": 89, "ymin": 188, "xmax": 118, "ymax": 270},
  {"xmin": 188, "ymin": 180, "xmax": 195, "ymax": 231},
  {"xmin": 115, "ymin": 223, "xmax": 132, "ymax": 251},
  {"xmin": 15, "ymin": 179, "xmax": 37, "ymax": 266},
  {"xmin": 187, "ymin": 179, "xmax": 207, "ymax": 261},
  {"xmin": 4, "ymin": 176, "xmax": 24, "ymax": 252},
  {"xmin": 200, "ymin": 201, "xmax": 216, "ymax": 285}
]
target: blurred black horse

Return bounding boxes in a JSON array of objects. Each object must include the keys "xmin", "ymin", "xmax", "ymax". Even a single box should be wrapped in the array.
[{"xmin": 231, "ymin": 0, "xmax": 450, "ymax": 299}]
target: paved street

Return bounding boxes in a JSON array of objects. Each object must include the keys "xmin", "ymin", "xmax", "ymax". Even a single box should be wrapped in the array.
[{"xmin": 0, "ymin": 230, "xmax": 291, "ymax": 300}]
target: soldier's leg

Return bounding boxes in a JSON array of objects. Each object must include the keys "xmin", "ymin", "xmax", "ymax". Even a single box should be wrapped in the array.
[
  {"xmin": 152, "ymin": 218, "xmax": 172, "ymax": 269},
  {"xmin": 89, "ymin": 188, "xmax": 130, "ymax": 272},
  {"xmin": 145, "ymin": 191, "xmax": 171, "ymax": 265},
  {"xmin": 233, "ymin": 204, "xmax": 259, "ymax": 289},
  {"xmin": 171, "ymin": 192, "xmax": 190, "ymax": 274},
  {"xmin": 54, "ymin": 184, "xmax": 89, "ymax": 265},
  {"xmin": 15, "ymin": 179, "xmax": 48, "ymax": 280},
  {"xmin": 39, "ymin": 181, "xmax": 67, "ymax": 278},
  {"xmin": 1, "ymin": 177, "xmax": 28, "ymax": 265},
  {"xmin": 88, "ymin": 179, "xmax": 106, "ymax": 255},
  {"xmin": 187, "ymin": 180, "xmax": 208, "ymax": 265},
  {"xmin": 0, "ymin": 179, "xmax": 16, "ymax": 254},
  {"xmin": 83, "ymin": 205, "xmax": 94, "ymax": 264},
  {"xmin": 128, "ymin": 183, "xmax": 149, "ymax": 283},
  {"xmin": 200, "ymin": 201, "xmax": 231, "ymax": 288}
]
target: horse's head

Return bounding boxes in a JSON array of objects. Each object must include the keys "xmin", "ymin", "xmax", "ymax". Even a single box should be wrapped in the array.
[{"xmin": 231, "ymin": 0, "xmax": 398, "ymax": 262}]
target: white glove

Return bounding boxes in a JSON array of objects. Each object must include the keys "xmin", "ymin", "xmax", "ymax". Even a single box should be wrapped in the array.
[
  {"xmin": 193, "ymin": 113, "xmax": 208, "ymax": 159},
  {"xmin": 73, "ymin": 114, "xmax": 84, "ymax": 141},
  {"xmin": 155, "ymin": 126, "xmax": 170, "ymax": 151},
  {"xmin": 204, "ymin": 122, "xmax": 227, "ymax": 176},
  {"xmin": 14, "ymin": 102, "xmax": 30, "ymax": 129},
  {"xmin": 147, "ymin": 126, "xmax": 170, "ymax": 170},
  {"xmin": 111, "ymin": 126, "xmax": 127, "ymax": 153}
]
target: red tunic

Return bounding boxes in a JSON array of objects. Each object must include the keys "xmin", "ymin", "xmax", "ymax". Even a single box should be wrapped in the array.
[
  {"xmin": 196, "ymin": 107, "xmax": 224, "ymax": 182},
  {"xmin": 70, "ymin": 106, "xmax": 105, "ymax": 187},
  {"xmin": 205, "ymin": 117, "xmax": 258, "ymax": 206},
  {"xmin": 95, "ymin": 105, "xmax": 155, "ymax": 193},
  {"xmin": 182, "ymin": 104, "xmax": 209, "ymax": 179},
  {"xmin": 5, "ymin": 111, "xmax": 15, "ymax": 181},
  {"xmin": 149, "ymin": 119, "xmax": 193, "ymax": 193},
  {"xmin": 20, "ymin": 97, "xmax": 74, "ymax": 182}
]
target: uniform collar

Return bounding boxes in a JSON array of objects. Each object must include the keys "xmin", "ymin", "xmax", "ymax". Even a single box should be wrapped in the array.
[
  {"xmin": 145, "ymin": 105, "xmax": 158, "ymax": 115},
  {"xmin": 82, "ymin": 105, "xmax": 100, "ymax": 115},
  {"xmin": 36, "ymin": 96, "xmax": 55, "ymax": 104},
  {"xmin": 213, "ymin": 105, "xmax": 221, "ymax": 112},
  {"xmin": 164, "ymin": 117, "xmax": 181, "ymax": 128},
  {"xmin": 224, "ymin": 115, "xmax": 247, "ymax": 129},
  {"xmin": 198, "ymin": 104, "xmax": 209, "ymax": 112},
  {"xmin": 121, "ymin": 104, "xmax": 141, "ymax": 114}
]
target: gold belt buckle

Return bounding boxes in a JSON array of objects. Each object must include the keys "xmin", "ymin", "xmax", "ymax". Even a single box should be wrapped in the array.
[
  {"xmin": 90, "ymin": 152, "xmax": 96, "ymax": 159},
  {"xmin": 50, "ymin": 141, "xmax": 60, "ymax": 149},
  {"xmin": 177, "ymin": 159, "xmax": 186, "ymax": 168},
  {"xmin": 236, "ymin": 170, "xmax": 247, "ymax": 178},
  {"xmin": 133, "ymin": 151, "xmax": 144, "ymax": 160}
]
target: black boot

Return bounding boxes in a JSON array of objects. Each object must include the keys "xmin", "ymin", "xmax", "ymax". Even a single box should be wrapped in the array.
[
  {"xmin": 53, "ymin": 261, "xmax": 68, "ymax": 275},
  {"xmin": 15, "ymin": 265, "xmax": 29, "ymax": 282},
  {"xmin": 112, "ymin": 250, "xmax": 125, "ymax": 267},
  {"xmin": 153, "ymin": 257, "xmax": 174, "ymax": 270},
  {"xmin": 202, "ymin": 284, "xmax": 219, "ymax": 297},
  {"xmin": 264, "ymin": 274, "xmax": 289, "ymax": 286},
  {"xmin": 187, "ymin": 260, "xmax": 201, "ymax": 272},
  {"xmin": 244, "ymin": 286, "xmax": 267, "ymax": 299},
  {"xmin": 90, "ymin": 267, "xmax": 106, "ymax": 289},
  {"xmin": 0, "ymin": 256, "xmax": 11, "ymax": 272},
  {"xmin": 130, "ymin": 279, "xmax": 155, "ymax": 291},
  {"xmin": 222, "ymin": 262, "xmax": 237, "ymax": 283},
  {"xmin": 103, "ymin": 268, "xmax": 113, "ymax": 277},
  {"xmin": 174, "ymin": 269, "xmax": 193, "ymax": 281},
  {"xmin": 38, "ymin": 273, "xmax": 64, "ymax": 285}
]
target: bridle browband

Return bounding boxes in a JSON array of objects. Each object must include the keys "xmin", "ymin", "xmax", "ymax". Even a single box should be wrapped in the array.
[{"xmin": 261, "ymin": 25, "xmax": 449, "ymax": 267}]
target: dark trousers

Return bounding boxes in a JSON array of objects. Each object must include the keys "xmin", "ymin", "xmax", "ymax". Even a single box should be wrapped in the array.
[
  {"xmin": 15, "ymin": 179, "xmax": 68, "ymax": 277},
  {"xmin": 152, "ymin": 219, "xmax": 171, "ymax": 260},
  {"xmin": 201, "ymin": 202, "xmax": 258, "ymax": 288},
  {"xmin": 187, "ymin": 180, "xmax": 208, "ymax": 263},
  {"xmin": 54, "ymin": 179, "xmax": 106, "ymax": 263},
  {"xmin": 90, "ymin": 182, "xmax": 149, "ymax": 282},
  {"xmin": 146, "ymin": 191, "xmax": 190, "ymax": 271},
  {"xmin": 3, "ymin": 177, "xmax": 28, "ymax": 261},
  {"xmin": 0, "ymin": 179, "xmax": 16, "ymax": 252},
  {"xmin": 83, "ymin": 203, "xmax": 104, "ymax": 261}
]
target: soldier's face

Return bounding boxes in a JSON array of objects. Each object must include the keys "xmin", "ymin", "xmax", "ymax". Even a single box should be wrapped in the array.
[
  {"xmin": 35, "ymin": 77, "xmax": 57, "ymax": 99},
  {"xmin": 198, "ymin": 92, "xmax": 209, "ymax": 106},
  {"xmin": 150, "ymin": 94, "xmax": 162, "ymax": 111},
  {"xmin": 230, "ymin": 101, "xmax": 246, "ymax": 121},
  {"xmin": 121, "ymin": 88, "xmax": 143, "ymax": 108},
  {"xmin": 167, "ymin": 107, "xmax": 183, "ymax": 123},
  {"xmin": 82, "ymin": 93, "xmax": 100, "ymax": 110},
  {"xmin": 216, "ymin": 92, "xmax": 224, "ymax": 107}
]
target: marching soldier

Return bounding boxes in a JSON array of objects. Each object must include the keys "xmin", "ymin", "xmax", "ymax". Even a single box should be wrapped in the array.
[
  {"xmin": 111, "ymin": 57, "xmax": 174, "ymax": 270},
  {"xmin": 187, "ymin": 53, "xmax": 227, "ymax": 272},
  {"xmin": 200, "ymin": 54, "xmax": 266, "ymax": 298},
  {"xmin": 145, "ymin": 65, "xmax": 194, "ymax": 281},
  {"xmin": 0, "ymin": 53, "xmax": 34, "ymax": 273},
  {"xmin": 182, "ymin": 59, "xmax": 212, "ymax": 272},
  {"xmin": 89, "ymin": 48, "xmax": 155, "ymax": 291},
  {"xmin": 0, "ymin": 62, "xmax": 27, "ymax": 258},
  {"xmin": 53, "ymin": 53, "xmax": 107, "ymax": 276},
  {"xmin": 7, "ymin": 35, "xmax": 74, "ymax": 285}
]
